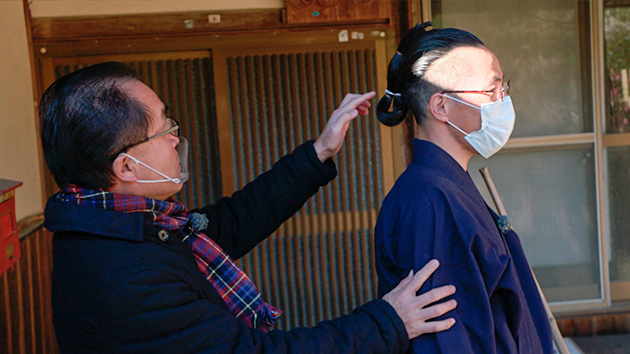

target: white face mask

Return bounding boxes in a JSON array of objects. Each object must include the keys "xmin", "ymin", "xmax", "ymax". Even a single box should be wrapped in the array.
[
  {"xmin": 121, "ymin": 137, "xmax": 190, "ymax": 184},
  {"xmin": 443, "ymin": 95, "xmax": 515, "ymax": 158}
]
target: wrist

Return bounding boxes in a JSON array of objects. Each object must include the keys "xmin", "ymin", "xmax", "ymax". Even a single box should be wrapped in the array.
[{"xmin": 313, "ymin": 140, "xmax": 331, "ymax": 162}]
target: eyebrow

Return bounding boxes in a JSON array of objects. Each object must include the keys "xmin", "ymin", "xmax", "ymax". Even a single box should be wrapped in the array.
[
  {"xmin": 486, "ymin": 75, "xmax": 504, "ymax": 89},
  {"xmin": 163, "ymin": 105, "xmax": 170, "ymax": 118}
]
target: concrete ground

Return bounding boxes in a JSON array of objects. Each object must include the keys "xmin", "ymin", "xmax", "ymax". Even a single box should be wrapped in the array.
[{"xmin": 569, "ymin": 334, "xmax": 630, "ymax": 354}]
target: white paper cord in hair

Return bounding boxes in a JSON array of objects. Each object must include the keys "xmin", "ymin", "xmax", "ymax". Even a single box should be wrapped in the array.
[
  {"xmin": 411, "ymin": 51, "xmax": 442, "ymax": 77},
  {"xmin": 385, "ymin": 89, "xmax": 401, "ymax": 97}
]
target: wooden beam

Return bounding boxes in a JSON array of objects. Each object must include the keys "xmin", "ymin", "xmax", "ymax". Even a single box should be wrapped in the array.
[
  {"xmin": 22, "ymin": 0, "xmax": 50, "ymax": 205},
  {"xmin": 604, "ymin": 0, "xmax": 630, "ymax": 8},
  {"xmin": 31, "ymin": 8, "xmax": 389, "ymax": 41},
  {"xmin": 34, "ymin": 25, "xmax": 390, "ymax": 58},
  {"xmin": 603, "ymin": 132, "xmax": 630, "ymax": 147}
]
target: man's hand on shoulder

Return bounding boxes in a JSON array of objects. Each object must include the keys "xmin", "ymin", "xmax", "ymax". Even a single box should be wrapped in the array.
[{"xmin": 382, "ymin": 259, "xmax": 457, "ymax": 339}]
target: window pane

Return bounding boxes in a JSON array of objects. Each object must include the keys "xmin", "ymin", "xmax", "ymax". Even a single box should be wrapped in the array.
[
  {"xmin": 468, "ymin": 147, "xmax": 600, "ymax": 303},
  {"xmin": 604, "ymin": 5, "xmax": 630, "ymax": 133},
  {"xmin": 431, "ymin": 0, "xmax": 592, "ymax": 137},
  {"xmin": 607, "ymin": 147, "xmax": 630, "ymax": 282}
]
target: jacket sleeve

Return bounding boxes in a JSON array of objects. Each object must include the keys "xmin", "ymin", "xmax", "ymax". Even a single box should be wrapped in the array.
[
  {"xmin": 191, "ymin": 140, "xmax": 337, "ymax": 260},
  {"xmin": 100, "ymin": 269, "xmax": 410, "ymax": 354}
]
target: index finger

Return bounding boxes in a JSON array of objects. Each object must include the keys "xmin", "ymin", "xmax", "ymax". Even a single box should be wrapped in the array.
[
  {"xmin": 339, "ymin": 91, "xmax": 376, "ymax": 109},
  {"xmin": 407, "ymin": 259, "xmax": 440, "ymax": 293}
]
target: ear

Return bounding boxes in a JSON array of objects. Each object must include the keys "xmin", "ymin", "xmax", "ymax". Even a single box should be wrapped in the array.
[
  {"xmin": 428, "ymin": 93, "xmax": 450, "ymax": 123},
  {"xmin": 111, "ymin": 154, "xmax": 138, "ymax": 183}
]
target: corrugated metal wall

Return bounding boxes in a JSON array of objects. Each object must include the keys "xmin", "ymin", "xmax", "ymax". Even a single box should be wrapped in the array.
[{"xmin": 225, "ymin": 49, "xmax": 384, "ymax": 329}]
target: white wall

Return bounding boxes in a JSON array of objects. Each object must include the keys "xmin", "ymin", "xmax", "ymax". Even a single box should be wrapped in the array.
[
  {"xmin": 0, "ymin": 0, "xmax": 43, "ymax": 221},
  {"xmin": 0, "ymin": 1, "xmax": 285, "ymax": 221}
]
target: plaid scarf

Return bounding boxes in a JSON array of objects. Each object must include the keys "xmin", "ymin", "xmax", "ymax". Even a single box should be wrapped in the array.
[{"xmin": 56, "ymin": 184, "xmax": 282, "ymax": 331}]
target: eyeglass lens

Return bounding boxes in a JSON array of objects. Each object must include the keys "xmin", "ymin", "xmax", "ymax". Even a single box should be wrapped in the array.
[{"xmin": 167, "ymin": 118, "xmax": 180, "ymax": 137}]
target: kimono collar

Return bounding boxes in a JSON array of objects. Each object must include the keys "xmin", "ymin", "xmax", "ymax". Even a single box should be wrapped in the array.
[{"xmin": 410, "ymin": 139, "xmax": 477, "ymax": 189}]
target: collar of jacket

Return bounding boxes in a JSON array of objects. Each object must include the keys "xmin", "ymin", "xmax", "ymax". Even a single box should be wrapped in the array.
[
  {"xmin": 411, "ymin": 138, "xmax": 478, "ymax": 189},
  {"xmin": 44, "ymin": 196, "xmax": 146, "ymax": 242}
]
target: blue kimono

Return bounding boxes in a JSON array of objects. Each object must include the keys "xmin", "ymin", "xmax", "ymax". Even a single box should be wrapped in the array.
[{"xmin": 375, "ymin": 139, "xmax": 553, "ymax": 354}]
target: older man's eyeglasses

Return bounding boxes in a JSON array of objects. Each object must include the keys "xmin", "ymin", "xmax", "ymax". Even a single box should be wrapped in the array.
[
  {"xmin": 442, "ymin": 80, "xmax": 511, "ymax": 101},
  {"xmin": 115, "ymin": 117, "xmax": 180, "ymax": 156}
]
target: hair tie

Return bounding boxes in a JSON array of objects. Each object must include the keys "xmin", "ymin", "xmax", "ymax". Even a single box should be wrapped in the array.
[{"xmin": 385, "ymin": 89, "xmax": 401, "ymax": 97}]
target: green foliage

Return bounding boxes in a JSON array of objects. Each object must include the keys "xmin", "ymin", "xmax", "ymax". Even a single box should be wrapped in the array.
[
  {"xmin": 605, "ymin": 7, "xmax": 630, "ymax": 132},
  {"xmin": 606, "ymin": 8, "xmax": 630, "ymax": 72}
]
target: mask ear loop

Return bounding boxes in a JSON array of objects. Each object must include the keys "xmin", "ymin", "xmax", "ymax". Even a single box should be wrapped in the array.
[
  {"xmin": 443, "ymin": 94, "xmax": 481, "ymax": 110},
  {"xmin": 445, "ymin": 120, "xmax": 470, "ymax": 137},
  {"xmin": 442, "ymin": 94, "xmax": 486, "ymax": 137},
  {"xmin": 120, "ymin": 153, "xmax": 182, "ymax": 184},
  {"xmin": 442, "ymin": 94, "xmax": 475, "ymax": 137}
]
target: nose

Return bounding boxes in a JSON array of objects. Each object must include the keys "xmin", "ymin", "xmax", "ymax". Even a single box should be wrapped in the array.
[{"xmin": 171, "ymin": 133, "xmax": 180, "ymax": 148}]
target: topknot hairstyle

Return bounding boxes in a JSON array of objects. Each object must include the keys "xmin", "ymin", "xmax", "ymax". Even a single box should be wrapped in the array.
[{"xmin": 376, "ymin": 22, "xmax": 484, "ymax": 126}]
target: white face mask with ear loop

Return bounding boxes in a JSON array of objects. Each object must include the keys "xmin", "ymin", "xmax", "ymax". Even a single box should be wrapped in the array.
[
  {"xmin": 443, "ymin": 95, "xmax": 516, "ymax": 159},
  {"xmin": 120, "ymin": 136, "xmax": 190, "ymax": 184}
]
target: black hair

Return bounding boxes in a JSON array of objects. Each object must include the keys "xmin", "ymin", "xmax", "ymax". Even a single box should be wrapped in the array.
[
  {"xmin": 39, "ymin": 62, "xmax": 151, "ymax": 190},
  {"xmin": 376, "ymin": 22, "xmax": 484, "ymax": 126}
]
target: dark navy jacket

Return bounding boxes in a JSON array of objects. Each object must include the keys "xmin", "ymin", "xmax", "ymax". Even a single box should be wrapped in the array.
[
  {"xmin": 46, "ymin": 141, "xmax": 409, "ymax": 354},
  {"xmin": 375, "ymin": 139, "xmax": 553, "ymax": 354}
]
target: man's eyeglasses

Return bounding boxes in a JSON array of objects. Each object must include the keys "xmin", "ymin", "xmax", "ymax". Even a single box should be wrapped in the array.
[
  {"xmin": 441, "ymin": 80, "xmax": 510, "ymax": 101},
  {"xmin": 114, "ymin": 117, "xmax": 180, "ymax": 156}
]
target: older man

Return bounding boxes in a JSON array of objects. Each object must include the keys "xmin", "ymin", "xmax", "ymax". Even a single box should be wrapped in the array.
[
  {"xmin": 40, "ymin": 62, "xmax": 457, "ymax": 353},
  {"xmin": 375, "ymin": 24, "xmax": 554, "ymax": 353}
]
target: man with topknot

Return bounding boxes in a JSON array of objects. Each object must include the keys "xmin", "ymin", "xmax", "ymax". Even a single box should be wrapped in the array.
[{"xmin": 374, "ymin": 23, "xmax": 554, "ymax": 354}]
